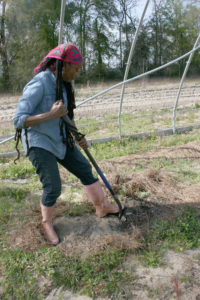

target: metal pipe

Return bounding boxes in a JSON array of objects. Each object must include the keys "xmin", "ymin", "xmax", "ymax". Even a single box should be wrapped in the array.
[
  {"xmin": 58, "ymin": 0, "xmax": 67, "ymax": 44},
  {"xmin": 62, "ymin": 114, "xmax": 124, "ymax": 218},
  {"xmin": 0, "ymin": 136, "xmax": 15, "ymax": 145},
  {"xmin": 1, "ymin": 45, "xmax": 200, "ymax": 146},
  {"xmin": 76, "ymin": 45, "xmax": 200, "ymax": 107},
  {"xmin": 172, "ymin": 32, "xmax": 200, "ymax": 133},
  {"xmin": 118, "ymin": 0, "xmax": 150, "ymax": 139}
]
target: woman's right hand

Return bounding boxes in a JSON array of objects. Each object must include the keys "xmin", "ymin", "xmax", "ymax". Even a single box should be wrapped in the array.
[
  {"xmin": 24, "ymin": 100, "xmax": 68, "ymax": 127},
  {"xmin": 50, "ymin": 100, "xmax": 68, "ymax": 118}
]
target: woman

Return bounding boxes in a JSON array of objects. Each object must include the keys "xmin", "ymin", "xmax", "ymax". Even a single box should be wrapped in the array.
[{"xmin": 14, "ymin": 43, "xmax": 119, "ymax": 246}]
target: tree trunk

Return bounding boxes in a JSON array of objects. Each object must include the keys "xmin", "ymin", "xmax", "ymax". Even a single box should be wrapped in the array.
[
  {"xmin": 119, "ymin": 23, "xmax": 123, "ymax": 69},
  {"xmin": 0, "ymin": 0, "xmax": 10, "ymax": 90},
  {"xmin": 154, "ymin": 2, "xmax": 158, "ymax": 66}
]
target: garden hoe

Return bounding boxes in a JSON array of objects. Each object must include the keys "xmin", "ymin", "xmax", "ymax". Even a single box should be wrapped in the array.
[
  {"xmin": 63, "ymin": 114, "xmax": 126, "ymax": 221},
  {"xmin": 56, "ymin": 60, "xmax": 127, "ymax": 222}
]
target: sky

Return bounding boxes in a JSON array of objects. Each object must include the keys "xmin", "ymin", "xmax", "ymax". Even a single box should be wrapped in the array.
[
  {"xmin": 135, "ymin": 0, "xmax": 154, "ymax": 19},
  {"xmin": 135, "ymin": 0, "xmax": 200, "ymax": 19}
]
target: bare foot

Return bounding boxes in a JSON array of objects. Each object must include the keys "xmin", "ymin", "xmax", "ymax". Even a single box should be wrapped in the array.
[
  {"xmin": 41, "ymin": 221, "xmax": 59, "ymax": 246},
  {"xmin": 95, "ymin": 203, "xmax": 120, "ymax": 218}
]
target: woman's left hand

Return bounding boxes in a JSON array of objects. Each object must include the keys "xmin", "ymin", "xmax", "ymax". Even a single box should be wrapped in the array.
[{"xmin": 76, "ymin": 137, "xmax": 88, "ymax": 150}]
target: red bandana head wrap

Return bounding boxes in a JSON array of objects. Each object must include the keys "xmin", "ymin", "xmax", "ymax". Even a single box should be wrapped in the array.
[{"xmin": 34, "ymin": 43, "xmax": 83, "ymax": 74}]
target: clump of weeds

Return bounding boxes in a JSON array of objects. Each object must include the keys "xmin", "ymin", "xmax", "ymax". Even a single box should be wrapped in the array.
[
  {"xmin": 0, "ymin": 159, "xmax": 35, "ymax": 179},
  {"xmin": 138, "ymin": 206, "xmax": 200, "ymax": 267}
]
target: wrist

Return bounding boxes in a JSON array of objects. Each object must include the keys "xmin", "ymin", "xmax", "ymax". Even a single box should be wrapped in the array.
[{"xmin": 47, "ymin": 110, "xmax": 55, "ymax": 120}]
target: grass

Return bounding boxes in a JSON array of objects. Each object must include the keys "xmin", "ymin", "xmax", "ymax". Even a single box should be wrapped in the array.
[
  {"xmin": 0, "ymin": 184, "xmax": 29, "ymax": 201},
  {"xmin": 74, "ymin": 107, "xmax": 200, "ymax": 139},
  {"xmin": 0, "ymin": 184, "xmax": 30, "ymax": 227},
  {"xmin": 2, "ymin": 203, "xmax": 200, "ymax": 298},
  {"xmin": 1, "ymin": 103, "xmax": 200, "ymax": 297},
  {"xmin": 149, "ymin": 158, "xmax": 200, "ymax": 184},
  {"xmin": 89, "ymin": 128, "xmax": 200, "ymax": 161},
  {"xmin": 1, "ymin": 127, "xmax": 198, "ymax": 162},
  {"xmin": 0, "ymin": 247, "xmax": 131, "ymax": 299},
  {"xmin": 0, "ymin": 138, "xmax": 22, "ymax": 154},
  {"xmin": 0, "ymin": 123, "xmax": 15, "ymax": 136},
  {"xmin": 1, "ymin": 105, "xmax": 200, "ymax": 154},
  {"xmin": 138, "ymin": 206, "xmax": 200, "ymax": 267},
  {"xmin": 62, "ymin": 201, "xmax": 95, "ymax": 216},
  {"xmin": 0, "ymin": 158, "xmax": 35, "ymax": 179}
]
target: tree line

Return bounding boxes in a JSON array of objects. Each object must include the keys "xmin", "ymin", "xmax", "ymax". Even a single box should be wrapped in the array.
[{"xmin": 0, "ymin": 0, "xmax": 200, "ymax": 92}]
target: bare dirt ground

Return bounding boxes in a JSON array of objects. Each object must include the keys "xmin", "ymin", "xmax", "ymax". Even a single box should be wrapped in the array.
[
  {"xmin": 1, "ymin": 78, "xmax": 200, "ymax": 299},
  {"xmin": 75, "ymin": 77, "xmax": 200, "ymax": 118},
  {"xmin": 1, "ymin": 78, "xmax": 200, "ymax": 143},
  {"xmin": 0, "ymin": 77, "xmax": 200, "ymax": 123}
]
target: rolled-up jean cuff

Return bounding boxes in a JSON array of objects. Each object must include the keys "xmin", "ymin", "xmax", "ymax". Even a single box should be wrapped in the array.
[
  {"xmin": 29, "ymin": 146, "xmax": 98, "ymax": 206},
  {"xmin": 41, "ymin": 194, "xmax": 57, "ymax": 207},
  {"xmin": 29, "ymin": 147, "xmax": 61, "ymax": 207},
  {"xmin": 83, "ymin": 178, "xmax": 98, "ymax": 186}
]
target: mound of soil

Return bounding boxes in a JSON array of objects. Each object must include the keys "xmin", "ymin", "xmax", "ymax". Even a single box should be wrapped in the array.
[
  {"xmin": 8, "ymin": 165, "xmax": 200, "ymax": 255},
  {"xmin": 54, "ymin": 214, "xmax": 141, "ymax": 258}
]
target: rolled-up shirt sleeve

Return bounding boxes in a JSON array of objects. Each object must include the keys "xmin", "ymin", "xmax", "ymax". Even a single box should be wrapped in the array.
[{"xmin": 14, "ymin": 76, "xmax": 44, "ymax": 129}]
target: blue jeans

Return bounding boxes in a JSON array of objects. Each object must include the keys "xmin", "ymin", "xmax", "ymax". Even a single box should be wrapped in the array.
[{"xmin": 29, "ymin": 146, "xmax": 98, "ymax": 207}]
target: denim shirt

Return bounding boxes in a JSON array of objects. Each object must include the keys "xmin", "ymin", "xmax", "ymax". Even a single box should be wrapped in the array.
[{"xmin": 14, "ymin": 69, "xmax": 68, "ymax": 160}]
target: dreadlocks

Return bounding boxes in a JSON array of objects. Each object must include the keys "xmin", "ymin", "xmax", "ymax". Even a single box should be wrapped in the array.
[
  {"xmin": 59, "ymin": 81, "xmax": 76, "ymax": 149},
  {"xmin": 14, "ymin": 43, "xmax": 83, "ymax": 163},
  {"xmin": 14, "ymin": 70, "xmax": 76, "ymax": 162}
]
